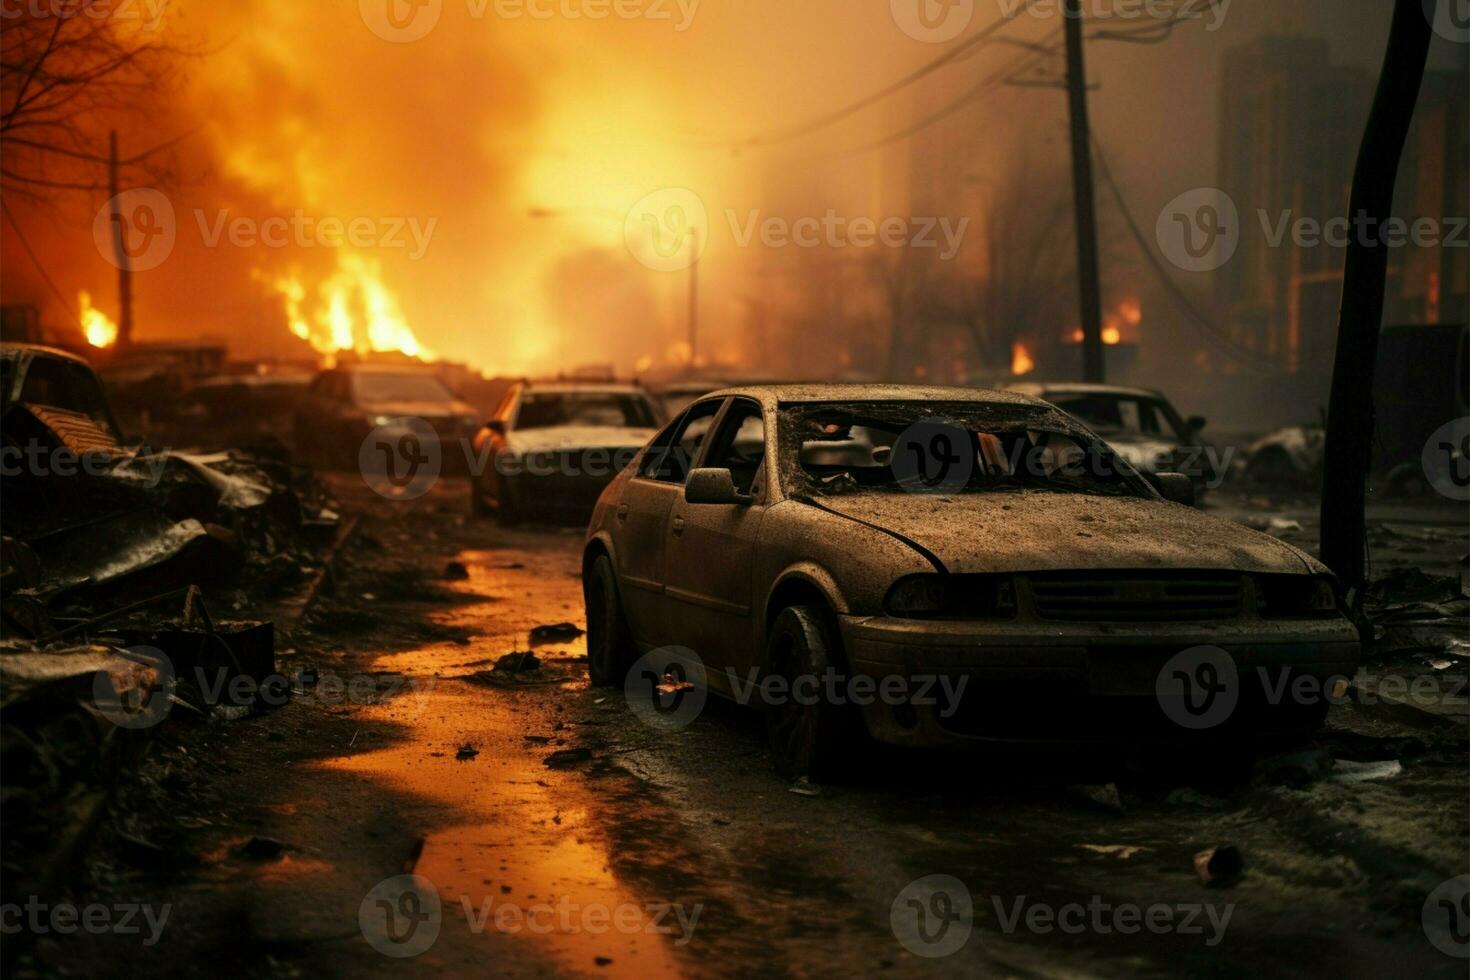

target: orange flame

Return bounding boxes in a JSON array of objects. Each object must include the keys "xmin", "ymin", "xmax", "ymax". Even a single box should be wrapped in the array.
[
  {"xmin": 1011, "ymin": 341, "xmax": 1035, "ymax": 376},
  {"xmin": 259, "ymin": 255, "xmax": 434, "ymax": 363},
  {"xmin": 79, "ymin": 291, "xmax": 118, "ymax": 348}
]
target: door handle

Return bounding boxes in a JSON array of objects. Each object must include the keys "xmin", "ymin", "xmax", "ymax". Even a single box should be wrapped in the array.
[
  {"xmin": 616, "ymin": 504, "xmax": 629, "ymax": 522},
  {"xmin": 670, "ymin": 516, "xmax": 686, "ymax": 536}
]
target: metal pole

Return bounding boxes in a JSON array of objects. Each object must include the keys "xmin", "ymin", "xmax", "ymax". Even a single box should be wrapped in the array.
[
  {"xmin": 1063, "ymin": 0, "xmax": 1104, "ymax": 383},
  {"xmin": 109, "ymin": 130, "xmax": 133, "ymax": 349},
  {"xmin": 688, "ymin": 226, "xmax": 699, "ymax": 368},
  {"xmin": 1319, "ymin": 0, "xmax": 1435, "ymax": 588}
]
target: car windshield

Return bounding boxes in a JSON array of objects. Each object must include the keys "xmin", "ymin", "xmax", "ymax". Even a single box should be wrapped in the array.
[
  {"xmin": 780, "ymin": 401, "xmax": 1152, "ymax": 499},
  {"xmin": 351, "ymin": 371, "xmax": 454, "ymax": 403},
  {"xmin": 1048, "ymin": 393, "xmax": 1188, "ymax": 441},
  {"xmin": 517, "ymin": 392, "xmax": 657, "ymax": 430}
]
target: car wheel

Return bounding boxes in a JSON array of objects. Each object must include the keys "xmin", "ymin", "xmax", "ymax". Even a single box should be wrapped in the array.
[
  {"xmin": 470, "ymin": 474, "xmax": 494, "ymax": 517},
  {"xmin": 494, "ymin": 473, "xmax": 522, "ymax": 526},
  {"xmin": 585, "ymin": 554, "xmax": 633, "ymax": 687},
  {"xmin": 764, "ymin": 604, "xmax": 860, "ymax": 782}
]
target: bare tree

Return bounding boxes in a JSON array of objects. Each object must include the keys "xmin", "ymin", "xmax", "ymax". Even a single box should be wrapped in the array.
[{"xmin": 1, "ymin": 6, "xmax": 184, "ymax": 199}]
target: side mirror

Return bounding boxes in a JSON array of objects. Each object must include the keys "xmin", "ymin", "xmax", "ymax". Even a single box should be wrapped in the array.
[
  {"xmin": 1187, "ymin": 415, "xmax": 1207, "ymax": 434},
  {"xmin": 685, "ymin": 467, "xmax": 752, "ymax": 506},
  {"xmin": 1149, "ymin": 471, "xmax": 1197, "ymax": 507}
]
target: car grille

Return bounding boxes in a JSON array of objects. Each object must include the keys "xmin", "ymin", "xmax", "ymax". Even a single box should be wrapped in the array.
[{"xmin": 1027, "ymin": 572, "xmax": 1244, "ymax": 622}]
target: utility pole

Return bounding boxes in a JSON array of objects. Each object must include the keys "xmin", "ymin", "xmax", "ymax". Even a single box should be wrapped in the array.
[
  {"xmin": 108, "ymin": 130, "xmax": 134, "ymax": 349},
  {"xmin": 1062, "ymin": 0, "xmax": 1104, "ymax": 383},
  {"xmin": 687, "ymin": 227, "xmax": 699, "ymax": 370},
  {"xmin": 1319, "ymin": 0, "xmax": 1434, "ymax": 589}
]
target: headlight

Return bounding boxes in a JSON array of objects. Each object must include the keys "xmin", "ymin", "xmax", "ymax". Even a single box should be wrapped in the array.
[
  {"xmin": 1254, "ymin": 575, "xmax": 1339, "ymax": 616},
  {"xmin": 885, "ymin": 574, "xmax": 1016, "ymax": 619},
  {"xmin": 370, "ymin": 414, "xmax": 397, "ymax": 427}
]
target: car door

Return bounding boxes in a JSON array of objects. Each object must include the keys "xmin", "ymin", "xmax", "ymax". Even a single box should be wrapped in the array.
[
  {"xmin": 610, "ymin": 399, "xmax": 725, "ymax": 647},
  {"xmin": 662, "ymin": 397, "xmax": 769, "ymax": 681}
]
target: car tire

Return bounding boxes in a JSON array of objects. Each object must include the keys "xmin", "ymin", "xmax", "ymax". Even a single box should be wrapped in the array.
[
  {"xmin": 585, "ymin": 554, "xmax": 633, "ymax": 687},
  {"xmin": 470, "ymin": 475, "xmax": 494, "ymax": 517},
  {"xmin": 494, "ymin": 473, "xmax": 522, "ymax": 526},
  {"xmin": 764, "ymin": 604, "xmax": 861, "ymax": 782}
]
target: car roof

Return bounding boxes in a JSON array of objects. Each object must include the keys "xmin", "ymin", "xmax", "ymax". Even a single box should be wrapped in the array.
[
  {"xmin": 0, "ymin": 342, "xmax": 95, "ymax": 368},
  {"xmin": 521, "ymin": 383, "xmax": 649, "ymax": 396},
  {"xmin": 701, "ymin": 383, "xmax": 1053, "ymax": 407},
  {"xmin": 1007, "ymin": 381, "xmax": 1165, "ymax": 400}
]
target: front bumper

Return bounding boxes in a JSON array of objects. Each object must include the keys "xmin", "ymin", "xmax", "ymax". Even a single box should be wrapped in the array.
[{"xmin": 839, "ymin": 614, "xmax": 1360, "ymax": 748}]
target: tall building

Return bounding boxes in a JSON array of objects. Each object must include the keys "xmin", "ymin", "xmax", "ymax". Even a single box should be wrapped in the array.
[{"xmin": 1215, "ymin": 36, "xmax": 1371, "ymax": 372}]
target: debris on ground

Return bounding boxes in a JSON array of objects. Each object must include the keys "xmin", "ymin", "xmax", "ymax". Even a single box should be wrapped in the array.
[
  {"xmin": 1067, "ymin": 782, "xmax": 1125, "ymax": 815},
  {"xmin": 1193, "ymin": 845, "xmax": 1244, "ymax": 886},
  {"xmin": 1078, "ymin": 844, "xmax": 1148, "ymax": 859},
  {"xmin": 493, "ymin": 651, "xmax": 541, "ymax": 673},
  {"xmin": 788, "ymin": 777, "xmax": 821, "ymax": 797},
  {"xmin": 1256, "ymin": 749, "xmax": 1333, "ymax": 787},
  {"xmin": 1329, "ymin": 759, "xmax": 1403, "ymax": 783},
  {"xmin": 456, "ymin": 744, "xmax": 480, "ymax": 761},
  {"xmin": 236, "ymin": 836, "xmax": 286, "ymax": 861},
  {"xmin": 543, "ymin": 747, "xmax": 593, "ymax": 768},
  {"xmin": 442, "ymin": 560, "xmax": 470, "ymax": 581},
  {"xmin": 529, "ymin": 622, "xmax": 584, "ymax": 645}
]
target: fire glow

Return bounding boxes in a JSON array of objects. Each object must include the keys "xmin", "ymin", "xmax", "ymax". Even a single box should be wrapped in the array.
[
  {"xmin": 261, "ymin": 255, "xmax": 435, "ymax": 363},
  {"xmin": 78, "ymin": 291, "xmax": 118, "ymax": 348}
]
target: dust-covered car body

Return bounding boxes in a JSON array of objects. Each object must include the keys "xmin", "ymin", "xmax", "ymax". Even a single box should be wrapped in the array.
[
  {"xmin": 470, "ymin": 381, "xmax": 661, "ymax": 523},
  {"xmin": 1007, "ymin": 382, "xmax": 1219, "ymax": 496},
  {"xmin": 293, "ymin": 364, "xmax": 479, "ymax": 470},
  {"xmin": 582, "ymin": 385, "xmax": 1359, "ymax": 772}
]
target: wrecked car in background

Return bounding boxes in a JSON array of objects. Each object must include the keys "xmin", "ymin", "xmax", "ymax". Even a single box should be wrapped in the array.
[
  {"xmin": 292, "ymin": 362, "xmax": 479, "ymax": 470},
  {"xmin": 470, "ymin": 380, "xmax": 661, "ymax": 524},
  {"xmin": 1007, "ymin": 382, "xmax": 1220, "ymax": 497},
  {"xmin": 582, "ymin": 385, "xmax": 1360, "ymax": 778}
]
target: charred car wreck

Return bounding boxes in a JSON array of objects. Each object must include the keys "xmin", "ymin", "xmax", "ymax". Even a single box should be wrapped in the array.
[{"xmin": 582, "ymin": 385, "xmax": 1361, "ymax": 778}]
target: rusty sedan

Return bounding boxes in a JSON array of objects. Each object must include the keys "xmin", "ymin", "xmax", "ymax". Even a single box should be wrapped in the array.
[{"xmin": 581, "ymin": 386, "xmax": 1361, "ymax": 778}]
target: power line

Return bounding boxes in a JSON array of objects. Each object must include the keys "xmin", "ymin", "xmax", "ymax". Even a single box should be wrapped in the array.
[
  {"xmin": 1, "ymin": 200, "xmax": 79, "ymax": 320},
  {"xmin": 735, "ymin": 0, "xmax": 1041, "ymax": 149},
  {"xmin": 1089, "ymin": 137, "xmax": 1299, "ymax": 373}
]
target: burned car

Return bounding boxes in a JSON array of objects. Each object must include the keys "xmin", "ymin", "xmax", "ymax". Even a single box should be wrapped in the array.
[
  {"xmin": 1007, "ymin": 382, "xmax": 1219, "ymax": 497},
  {"xmin": 292, "ymin": 364, "xmax": 479, "ymax": 470},
  {"xmin": 470, "ymin": 381, "xmax": 661, "ymax": 523},
  {"xmin": 582, "ymin": 385, "xmax": 1360, "ymax": 778}
]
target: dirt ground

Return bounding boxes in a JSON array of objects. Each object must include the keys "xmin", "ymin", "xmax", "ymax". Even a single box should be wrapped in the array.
[{"xmin": 18, "ymin": 476, "xmax": 1468, "ymax": 979}]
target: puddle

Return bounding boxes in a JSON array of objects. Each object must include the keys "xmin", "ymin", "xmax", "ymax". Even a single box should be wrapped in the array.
[{"xmin": 316, "ymin": 547, "xmax": 688, "ymax": 977}]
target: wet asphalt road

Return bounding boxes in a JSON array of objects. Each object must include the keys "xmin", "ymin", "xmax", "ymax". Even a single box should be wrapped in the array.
[{"xmin": 33, "ymin": 477, "xmax": 1468, "ymax": 979}]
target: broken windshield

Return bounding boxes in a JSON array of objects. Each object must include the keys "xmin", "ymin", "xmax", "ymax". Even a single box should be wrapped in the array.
[{"xmin": 779, "ymin": 401, "xmax": 1154, "ymax": 499}]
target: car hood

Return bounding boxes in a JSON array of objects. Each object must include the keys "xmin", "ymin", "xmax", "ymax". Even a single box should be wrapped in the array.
[
  {"xmin": 361, "ymin": 399, "xmax": 476, "ymax": 420},
  {"xmin": 506, "ymin": 426, "xmax": 657, "ymax": 453},
  {"xmin": 808, "ymin": 492, "xmax": 1313, "ymax": 575},
  {"xmin": 1101, "ymin": 437, "xmax": 1177, "ymax": 472}
]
